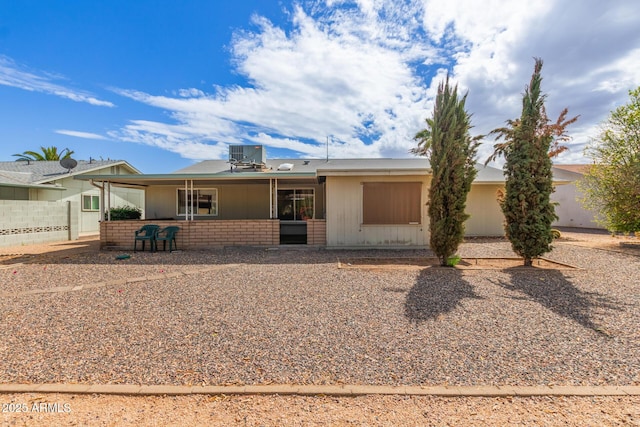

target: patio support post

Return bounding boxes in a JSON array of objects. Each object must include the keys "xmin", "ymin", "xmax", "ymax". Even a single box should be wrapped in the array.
[
  {"xmin": 90, "ymin": 179, "xmax": 106, "ymax": 221},
  {"xmin": 269, "ymin": 178, "xmax": 273, "ymax": 219},
  {"xmin": 184, "ymin": 180, "xmax": 188, "ymax": 221},
  {"xmin": 190, "ymin": 179, "xmax": 194, "ymax": 221},
  {"xmin": 101, "ymin": 183, "xmax": 106, "ymax": 221},
  {"xmin": 107, "ymin": 181, "xmax": 111, "ymax": 221},
  {"xmin": 274, "ymin": 178, "xmax": 278, "ymax": 218}
]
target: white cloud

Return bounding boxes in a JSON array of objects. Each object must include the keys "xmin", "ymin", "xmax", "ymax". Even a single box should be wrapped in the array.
[
  {"xmin": 176, "ymin": 88, "xmax": 206, "ymax": 98},
  {"xmin": 423, "ymin": 0, "xmax": 640, "ymax": 164},
  {"xmin": 0, "ymin": 55, "xmax": 114, "ymax": 107},
  {"xmin": 111, "ymin": 1, "xmax": 436, "ymax": 159},
  {"xmin": 55, "ymin": 129, "xmax": 107, "ymax": 140},
  {"xmin": 110, "ymin": 0, "xmax": 640, "ymax": 164}
]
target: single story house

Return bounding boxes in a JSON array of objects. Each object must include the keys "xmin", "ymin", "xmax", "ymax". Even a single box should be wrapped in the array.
[
  {"xmin": 0, "ymin": 159, "xmax": 144, "ymax": 247},
  {"xmin": 551, "ymin": 164, "xmax": 603, "ymax": 229},
  {"xmin": 77, "ymin": 145, "xmax": 518, "ymax": 249}
]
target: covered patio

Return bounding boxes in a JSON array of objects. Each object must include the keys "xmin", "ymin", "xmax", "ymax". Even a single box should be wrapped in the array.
[{"xmin": 77, "ymin": 162, "xmax": 327, "ymax": 249}]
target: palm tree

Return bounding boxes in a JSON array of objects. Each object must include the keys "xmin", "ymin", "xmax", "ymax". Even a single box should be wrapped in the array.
[{"xmin": 13, "ymin": 146, "xmax": 74, "ymax": 161}]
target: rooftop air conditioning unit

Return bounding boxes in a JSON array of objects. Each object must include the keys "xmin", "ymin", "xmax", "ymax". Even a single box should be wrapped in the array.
[{"xmin": 229, "ymin": 145, "xmax": 266, "ymax": 169}]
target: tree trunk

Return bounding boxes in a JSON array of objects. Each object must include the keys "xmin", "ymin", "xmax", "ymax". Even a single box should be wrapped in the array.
[{"xmin": 524, "ymin": 257, "xmax": 533, "ymax": 267}]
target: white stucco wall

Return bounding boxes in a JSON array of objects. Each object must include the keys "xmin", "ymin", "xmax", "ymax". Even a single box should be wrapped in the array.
[
  {"xmin": 465, "ymin": 184, "xmax": 505, "ymax": 236},
  {"xmin": 551, "ymin": 181, "xmax": 602, "ymax": 229}
]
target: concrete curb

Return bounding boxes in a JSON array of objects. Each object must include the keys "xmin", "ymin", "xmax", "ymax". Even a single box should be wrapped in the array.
[{"xmin": 1, "ymin": 384, "xmax": 639, "ymax": 397}]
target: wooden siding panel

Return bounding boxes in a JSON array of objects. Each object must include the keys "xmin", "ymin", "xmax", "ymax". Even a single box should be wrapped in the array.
[{"xmin": 326, "ymin": 175, "xmax": 430, "ymax": 247}]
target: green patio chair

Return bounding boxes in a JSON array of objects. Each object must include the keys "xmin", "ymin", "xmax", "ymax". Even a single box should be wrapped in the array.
[
  {"xmin": 155, "ymin": 226, "xmax": 180, "ymax": 252},
  {"xmin": 134, "ymin": 224, "xmax": 160, "ymax": 252}
]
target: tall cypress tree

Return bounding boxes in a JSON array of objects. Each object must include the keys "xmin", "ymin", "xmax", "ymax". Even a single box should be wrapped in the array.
[
  {"xmin": 413, "ymin": 75, "xmax": 479, "ymax": 266},
  {"xmin": 488, "ymin": 58, "xmax": 577, "ymax": 266}
]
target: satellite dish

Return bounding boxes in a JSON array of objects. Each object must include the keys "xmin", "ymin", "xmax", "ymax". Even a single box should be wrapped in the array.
[{"xmin": 60, "ymin": 157, "xmax": 78, "ymax": 172}]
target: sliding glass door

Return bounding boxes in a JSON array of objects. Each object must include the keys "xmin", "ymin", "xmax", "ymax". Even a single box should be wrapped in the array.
[{"xmin": 277, "ymin": 189, "xmax": 314, "ymax": 220}]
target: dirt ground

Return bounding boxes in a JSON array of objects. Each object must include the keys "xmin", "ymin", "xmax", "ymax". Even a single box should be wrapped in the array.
[
  {"xmin": 1, "ymin": 229, "xmax": 639, "ymax": 426},
  {"xmin": 2, "ymin": 393, "xmax": 639, "ymax": 426}
]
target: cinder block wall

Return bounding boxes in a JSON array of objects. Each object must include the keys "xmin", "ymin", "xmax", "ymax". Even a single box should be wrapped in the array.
[
  {"xmin": 0, "ymin": 200, "xmax": 78, "ymax": 248},
  {"xmin": 101, "ymin": 220, "xmax": 281, "ymax": 250}
]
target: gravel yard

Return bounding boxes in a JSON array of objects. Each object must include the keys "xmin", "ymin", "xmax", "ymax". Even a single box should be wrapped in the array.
[
  {"xmin": 1, "ymin": 233, "xmax": 639, "ymax": 425},
  {"xmin": 1, "ymin": 236, "xmax": 638, "ymax": 388}
]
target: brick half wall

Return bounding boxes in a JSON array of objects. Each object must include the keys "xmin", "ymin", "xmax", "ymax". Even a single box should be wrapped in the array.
[
  {"xmin": 306, "ymin": 219, "xmax": 326, "ymax": 246},
  {"xmin": 101, "ymin": 220, "xmax": 280, "ymax": 250}
]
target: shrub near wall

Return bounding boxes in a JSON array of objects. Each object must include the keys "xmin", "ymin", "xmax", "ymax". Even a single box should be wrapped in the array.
[{"xmin": 106, "ymin": 206, "xmax": 142, "ymax": 221}]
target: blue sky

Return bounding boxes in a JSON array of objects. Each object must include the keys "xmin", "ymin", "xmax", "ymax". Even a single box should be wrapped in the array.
[{"xmin": 1, "ymin": 0, "xmax": 639, "ymax": 173}]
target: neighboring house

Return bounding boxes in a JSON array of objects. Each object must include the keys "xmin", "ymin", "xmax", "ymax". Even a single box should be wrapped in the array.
[
  {"xmin": 78, "ymin": 146, "xmax": 513, "ymax": 249},
  {"xmin": 551, "ymin": 164, "xmax": 603, "ymax": 229},
  {"xmin": 0, "ymin": 159, "xmax": 144, "ymax": 247}
]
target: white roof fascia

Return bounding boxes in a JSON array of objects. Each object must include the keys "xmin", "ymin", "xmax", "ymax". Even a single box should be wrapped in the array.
[
  {"xmin": 318, "ymin": 169, "xmax": 431, "ymax": 176},
  {"xmin": 0, "ymin": 182, "xmax": 66, "ymax": 190},
  {"xmin": 33, "ymin": 160, "xmax": 141, "ymax": 185}
]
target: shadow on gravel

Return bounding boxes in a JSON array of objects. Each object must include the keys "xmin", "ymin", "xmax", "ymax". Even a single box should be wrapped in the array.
[
  {"xmin": 0, "ymin": 239, "xmax": 100, "ymax": 265},
  {"xmin": 495, "ymin": 268, "xmax": 623, "ymax": 337},
  {"xmin": 405, "ymin": 267, "xmax": 482, "ymax": 322}
]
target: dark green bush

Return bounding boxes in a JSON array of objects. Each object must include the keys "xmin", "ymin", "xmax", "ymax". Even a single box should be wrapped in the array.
[{"xmin": 106, "ymin": 205, "xmax": 142, "ymax": 220}]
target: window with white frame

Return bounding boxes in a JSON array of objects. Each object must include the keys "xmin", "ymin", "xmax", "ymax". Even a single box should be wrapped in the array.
[
  {"xmin": 177, "ymin": 188, "xmax": 218, "ymax": 216},
  {"xmin": 82, "ymin": 194, "xmax": 100, "ymax": 212}
]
